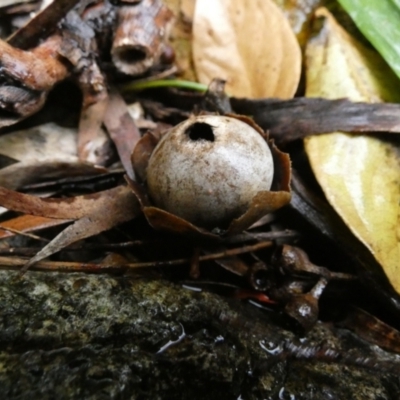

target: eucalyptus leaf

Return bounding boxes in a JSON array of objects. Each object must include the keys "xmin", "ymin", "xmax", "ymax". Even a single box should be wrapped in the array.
[
  {"xmin": 338, "ymin": 0, "xmax": 400, "ymax": 80},
  {"xmin": 304, "ymin": 8, "xmax": 400, "ymax": 294},
  {"xmin": 192, "ymin": 0, "xmax": 301, "ymax": 98}
]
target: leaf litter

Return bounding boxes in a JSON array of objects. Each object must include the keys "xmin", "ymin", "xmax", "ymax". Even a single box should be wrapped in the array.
[
  {"xmin": 304, "ymin": 8, "xmax": 400, "ymax": 294},
  {"xmin": 0, "ymin": 0, "xmax": 399, "ymax": 363}
]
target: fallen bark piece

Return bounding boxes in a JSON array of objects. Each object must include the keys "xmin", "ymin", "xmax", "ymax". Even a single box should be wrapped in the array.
[
  {"xmin": 58, "ymin": 9, "xmax": 110, "ymax": 163},
  {"xmin": 230, "ymin": 97, "xmax": 400, "ymax": 144},
  {"xmin": 112, "ymin": 0, "xmax": 174, "ymax": 75},
  {"xmin": 77, "ymin": 98, "xmax": 110, "ymax": 164}
]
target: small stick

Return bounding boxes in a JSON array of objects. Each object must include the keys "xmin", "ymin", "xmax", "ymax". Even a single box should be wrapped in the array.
[
  {"xmin": 0, "ymin": 240, "xmax": 159, "ymax": 256},
  {"xmin": 222, "ymin": 230, "xmax": 298, "ymax": 244},
  {"xmin": 0, "ymin": 225, "xmax": 50, "ymax": 243},
  {"xmin": 0, "ymin": 241, "xmax": 273, "ymax": 273}
]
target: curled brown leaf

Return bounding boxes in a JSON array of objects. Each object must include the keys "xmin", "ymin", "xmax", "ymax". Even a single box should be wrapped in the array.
[{"xmin": 193, "ymin": 0, "xmax": 301, "ymax": 98}]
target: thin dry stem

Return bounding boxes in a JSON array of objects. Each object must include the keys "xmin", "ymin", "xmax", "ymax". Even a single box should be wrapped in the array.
[{"xmin": 0, "ymin": 241, "xmax": 273, "ymax": 273}]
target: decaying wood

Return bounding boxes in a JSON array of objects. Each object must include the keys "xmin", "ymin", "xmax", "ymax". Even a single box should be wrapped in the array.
[
  {"xmin": 0, "ymin": 36, "xmax": 68, "ymax": 91},
  {"xmin": 0, "ymin": 36, "xmax": 69, "ymax": 126},
  {"xmin": 231, "ymin": 97, "xmax": 400, "ymax": 144},
  {"xmin": 0, "ymin": 0, "xmax": 174, "ymax": 133},
  {"xmin": 112, "ymin": 0, "xmax": 174, "ymax": 75}
]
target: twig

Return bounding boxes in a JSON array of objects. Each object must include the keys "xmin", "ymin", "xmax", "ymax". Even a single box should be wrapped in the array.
[
  {"xmin": 222, "ymin": 229, "xmax": 298, "ymax": 244},
  {"xmin": 0, "ymin": 225, "xmax": 50, "ymax": 243},
  {"xmin": 0, "ymin": 240, "xmax": 159, "ymax": 256},
  {"xmin": 0, "ymin": 241, "xmax": 273, "ymax": 273}
]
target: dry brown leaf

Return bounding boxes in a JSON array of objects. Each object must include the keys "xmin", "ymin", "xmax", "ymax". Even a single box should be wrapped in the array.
[
  {"xmin": 131, "ymin": 131, "xmax": 160, "ymax": 182},
  {"xmin": 304, "ymin": 8, "xmax": 400, "ymax": 293},
  {"xmin": 0, "ymin": 161, "xmax": 105, "ymax": 190},
  {"xmin": 0, "ymin": 185, "xmax": 130, "ymax": 220},
  {"xmin": 23, "ymin": 186, "xmax": 140, "ymax": 270},
  {"xmin": 0, "ymin": 215, "xmax": 70, "ymax": 239},
  {"xmin": 103, "ymin": 90, "xmax": 141, "ymax": 180},
  {"xmin": 192, "ymin": 0, "xmax": 301, "ymax": 98},
  {"xmin": 214, "ymin": 254, "xmax": 249, "ymax": 276}
]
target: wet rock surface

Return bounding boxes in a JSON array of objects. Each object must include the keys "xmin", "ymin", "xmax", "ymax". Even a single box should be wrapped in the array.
[{"xmin": 0, "ymin": 270, "xmax": 400, "ymax": 399}]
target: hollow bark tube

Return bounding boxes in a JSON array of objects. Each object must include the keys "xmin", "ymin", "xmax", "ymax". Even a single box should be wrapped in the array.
[{"xmin": 111, "ymin": 0, "xmax": 173, "ymax": 76}]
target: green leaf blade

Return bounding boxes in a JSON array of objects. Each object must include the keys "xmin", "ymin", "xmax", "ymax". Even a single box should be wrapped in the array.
[{"xmin": 338, "ymin": 0, "xmax": 400, "ymax": 80}]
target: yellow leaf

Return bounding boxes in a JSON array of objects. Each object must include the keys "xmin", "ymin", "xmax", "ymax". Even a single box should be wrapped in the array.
[
  {"xmin": 192, "ymin": 0, "xmax": 301, "ymax": 98},
  {"xmin": 305, "ymin": 8, "xmax": 400, "ymax": 293}
]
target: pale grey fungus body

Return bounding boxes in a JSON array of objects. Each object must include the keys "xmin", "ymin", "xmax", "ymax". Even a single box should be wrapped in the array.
[{"xmin": 146, "ymin": 115, "xmax": 274, "ymax": 229}]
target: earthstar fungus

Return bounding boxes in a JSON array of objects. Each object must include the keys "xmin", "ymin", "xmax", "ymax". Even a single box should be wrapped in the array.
[{"xmin": 131, "ymin": 114, "xmax": 291, "ymax": 238}]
